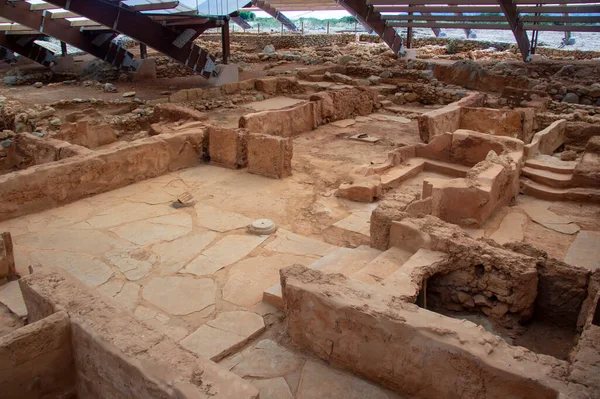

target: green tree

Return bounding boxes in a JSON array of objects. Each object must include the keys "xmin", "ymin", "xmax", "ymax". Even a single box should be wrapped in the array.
[
  {"xmin": 239, "ymin": 11, "xmax": 256, "ymax": 21},
  {"xmin": 340, "ymin": 16, "xmax": 357, "ymax": 24}
]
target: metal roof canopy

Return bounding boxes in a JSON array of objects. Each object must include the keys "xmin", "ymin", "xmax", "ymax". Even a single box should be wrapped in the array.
[
  {"xmin": 0, "ymin": 0, "xmax": 228, "ymax": 76},
  {"xmin": 243, "ymin": 0, "xmax": 600, "ymax": 61}
]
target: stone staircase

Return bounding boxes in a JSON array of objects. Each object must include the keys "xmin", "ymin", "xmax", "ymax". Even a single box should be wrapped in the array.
[
  {"xmin": 520, "ymin": 157, "xmax": 600, "ymax": 202},
  {"xmin": 263, "ymin": 245, "xmax": 446, "ymax": 309}
]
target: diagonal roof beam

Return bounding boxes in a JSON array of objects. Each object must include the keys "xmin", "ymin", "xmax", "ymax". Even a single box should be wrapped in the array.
[
  {"xmin": 231, "ymin": 15, "xmax": 252, "ymax": 30},
  {"xmin": 338, "ymin": 0, "xmax": 405, "ymax": 55},
  {"xmin": 43, "ymin": 0, "xmax": 222, "ymax": 78},
  {"xmin": 252, "ymin": 0, "xmax": 298, "ymax": 31},
  {"xmin": 0, "ymin": 33, "xmax": 57, "ymax": 68},
  {"xmin": 497, "ymin": 0, "xmax": 531, "ymax": 61},
  {"xmin": 0, "ymin": 1, "xmax": 135, "ymax": 69}
]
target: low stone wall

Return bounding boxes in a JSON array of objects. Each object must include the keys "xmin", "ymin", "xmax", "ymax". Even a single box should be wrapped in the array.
[
  {"xmin": 200, "ymin": 33, "xmax": 359, "ymax": 50},
  {"xmin": 281, "ymin": 264, "xmax": 567, "ymax": 399},
  {"xmin": 524, "ymin": 119, "xmax": 566, "ymax": 159},
  {"xmin": 0, "ymin": 129, "xmax": 205, "ymax": 222},
  {"xmin": 0, "ymin": 311, "xmax": 76, "ymax": 399},
  {"xmin": 19, "ymin": 266, "xmax": 259, "ymax": 399},
  {"xmin": 572, "ymin": 136, "xmax": 600, "ymax": 188},
  {"xmin": 419, "ymin": 102, "xmax": 533, "ymax": 143},
  {"xmin": 240, "ymin": 102, "xmax": 318, "ymax": 137},
  {"xmin": 5, "ymin": 133, "xmax": 91, "ymax": 170}
]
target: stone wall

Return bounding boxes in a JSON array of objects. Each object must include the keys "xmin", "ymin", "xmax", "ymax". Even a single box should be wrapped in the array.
[
  {"xmin": 524, "ymin": 119, "xmax": 566, "ymax": 159},
  {"xmin": 0, "ymin": 311, "xmax": 76, "ymax": 399},
  {"xmin": 0, "ymin": 129, "xmax": 205, "ymax": 222},
  {"xmin": 281, "ymin": 264, "xmax": 567, "ymax": 399},
  {"xmin": 572, "ymin": 136, "xmax": 600, "ymax": 188},
  {"xmin": 240, "ymin": 102, "xmax": 318, "ymax": 137},
  {"xmin": 19, "ymin": 266, "xmax": 260, "ymax": 399},
  {"xmin": 5, "ymin": 133, "xmax": 91, "ymax": 170}
]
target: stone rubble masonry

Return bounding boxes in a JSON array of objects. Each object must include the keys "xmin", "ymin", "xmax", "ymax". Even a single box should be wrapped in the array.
[
  {"xmin": 280, "ymin": 264, "xmax": 569, "ymax": 399},
  {"xmin": 208, "ymin": 127, "xmax": 248, "ymax": 169},
  {"xmin": 572, "ymin": 136, "xmax": 600, "ymax": 188},
  {"xmin": 18, "ymin": 266, "xmax": 259, "ymax": 399},
  {"xmin": 7, "ymin": 133, "xmax": 91, "ymax": 169},
  {"xmin": 239, "ymin": 87, "xmax": 377, "ymax": 138},
  {"xmin": 54, "ymin": 121, "xmax": 118, "ymax": 149},
  {"xmin": 247, "ymin": 133, "xmax": 293, "ymax": 179},
  {"xmin": 0, "ymin": 129, "xmax": 206, "ymax": 222},
  {"xmin": 0, "ymin": 311, "xmax": 76, "ymax": 399}
]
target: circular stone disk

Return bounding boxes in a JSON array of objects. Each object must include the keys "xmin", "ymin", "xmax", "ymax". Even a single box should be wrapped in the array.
[{"xmin": 249, "ymin": 219, "xmax": 277, "ymax": 235}]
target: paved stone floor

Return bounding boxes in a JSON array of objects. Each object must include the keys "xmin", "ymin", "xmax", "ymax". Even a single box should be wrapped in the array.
[
  {"xmin": 0, "ymin": 161, "xmax": 596, "ymax": 397},
  {"xmin": 0, "ymin": 164, "xmax": 399, "ymax": 398}
]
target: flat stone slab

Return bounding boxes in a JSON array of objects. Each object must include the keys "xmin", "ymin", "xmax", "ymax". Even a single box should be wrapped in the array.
[
  {"xmin": 194, "ymin": 203, "xmax": 253, "ymax": 233},
  {"xmin": 151, "ymin": 231, "xmax": 218, "ymax": 275},
  {"xmin": 180, "ymin": 311, "xmax": 265, "ymax": 361},
  {"xmin": 181, "ymin": 234, "xmax": 267, "ymax": 276},
  {"xmin": 111, "ymin": 213, "xmax": 193, "ymax": 245},
  {"xmin": 17, "ymin": 229, "xmax": 122, "ymax": 255},
  {"xmin": 296, "ymin": 361, "xmax": 391, "ymax": 399},
  {"xmin": 565, "ymin": 231, "xmax": 600, "ymax": 271},
  {"xmin": 0, "ymin": 280, "xmax": 27, "ymax": 317},
  {"xmin": 265, "ymin": 229, "xmax": 336, "ymax": 257},
  {"xmin": 142, "ymin": 276, "xmax": 216, "ymax": 316},
  {"xmin": 251, "ymin": 377, "xmax": 294, "ymax": 399},
  {"xmin": 223, "ymin": 253, "xmax": 314, "ymax": 308},
  {"xmin": 113, "ymin": 282, "xmax": 140, "ymax": 311},
  {"xmin": 106, "ymin": 247, "xmax": 158, "ymax": 281},
  {"xmin": 86, "ymin": 202, "xmax": 172, "ymax": 229},
  {"xmin": 232, "ymin": 339, "xmax": 304, "ymax": 379},
  {"xmin": 518, "ymin": 202, "xmax": 580, "ymax": 235},
  {"xmin": 331, "ymin": 119, "xmax": 356, "ymax": 128},
  {"xmin": 333, "ymin": 211, "xmax": 371, "ymax": 236},
  {"xmin": 490, "ymin": 211, "xmax": 528, "ymax": 245},
  {"xmin": 247, "ymin": 96, "xmax": 306, "ymax": 111},
  {"xmin": 29, "ymin": 250, "xmax": 113, "ymax": 287},
  {"xmin": 371, "ymin": 114, "xmax": 411, "ymax": 123}
]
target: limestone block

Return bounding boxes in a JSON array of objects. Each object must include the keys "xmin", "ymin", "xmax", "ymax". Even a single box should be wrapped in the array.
[
  {"xmin": 459, "ymin": 107, "xmax": 523, "ymax": 139},
  {"xmin": 153, "ymin": 103, "xmax": 207, "ymax": 122},
  {"xmin": 336, "ymin": 176, "xmax": 382, "ymax": 203},
  {"xmin": 208, "ymin": 64, "xmax": 240, "ymax": 88},
  {"xmin": 208, "ymin": 127, "xmax": 248, "ymax": 169},
  {"xmin": 247, "ymin": 134, "xmax": 292, "ymax": 179},
  {"xmin": 255, "ymin": 77, "xmax": 278, "ymax": 95},
  {"xmin": 418, "ymin": 105, "xmax": 461, "ymax": 143},
  {"xmin": 239, "ymin": 102, "xmax": 317, "ymax": 137}
]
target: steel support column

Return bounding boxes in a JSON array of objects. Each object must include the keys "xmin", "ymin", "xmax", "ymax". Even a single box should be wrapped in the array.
[
  {"xmin": 0, "ymin": 1, "xmax": 135, "ymax": 69},
  {"xmin": 43, "ymin": 0, "xmax": 220, "ymax": 78},
  {"xmin": 222, "ymin": 19, "xmax": 230, "ymax": 64},
  {"xmin": 0, "ymin": 33, "xmax": 57, "ymax": 67},
  {"xmin": 497, "ymin": 0, "xmax": 531, "ymax": 61},
  {"xmin": 252, "ymin": 0, "xmax": 298, "ymax": 31}
]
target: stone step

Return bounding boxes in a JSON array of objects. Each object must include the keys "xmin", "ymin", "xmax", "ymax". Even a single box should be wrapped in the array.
[
  {"xmin": 522, "ymin": 166, "xmax": 573, "ymax": 188},
  {"xmin": 381, "ymin": 159, "xmax": 425, "ymax": 189},
  {"xmin": 262, "ymin": 246, "xmax": 382, "ymax": 310},
  {"xmin": 352, "ymin": 247, "xmax": 414, "ymax": 287},
  {"xmin": 524, "ymin": 158, "xmax": 575, "ymax": 175},
  {"xmin": 520, "ymin": 178, "xmax": 600, "ymax": 203},
  {"xmin": 380, "ymin": 248, "xmax": 447, "ymax": 300}
]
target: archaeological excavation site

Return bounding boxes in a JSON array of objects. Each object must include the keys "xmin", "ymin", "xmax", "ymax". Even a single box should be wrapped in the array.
[{"xmin": 1, "ymin": 0, "xmax": 600, "ymax": 398}]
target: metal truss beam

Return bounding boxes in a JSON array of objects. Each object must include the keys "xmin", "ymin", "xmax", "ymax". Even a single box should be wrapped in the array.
[
  {"xmin": 44, "ymin": 0, "xmax": 221, "ymax": 78},
  {"xmin": 338, "ymin": 0, "xmax": 405, "ymax": 55},
  {"xmin": 0, "ymin": 33, "xmax": 57, "ymax": 67},
  {"xmin": 231, "ymin": 15, "xmax": 252, "ymax": 30},
  {"xmin": 0, "ymin": 1, "xmax": 135, "ymax": 69},
  {"xmin": 252, "ymin": 0, "xmax": 298, "ymax": 31},
  {"xmin": 497, "ymin": 0, "xmax": 531, "ymax": 61}
]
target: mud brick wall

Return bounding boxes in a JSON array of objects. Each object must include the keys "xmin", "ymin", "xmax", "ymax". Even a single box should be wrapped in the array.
[{"xmin": 0, "ymin": 311, "xmax": 76, "ymax": 399}]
